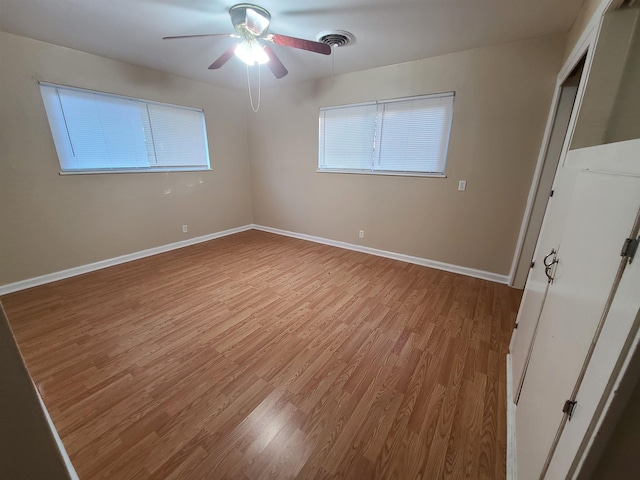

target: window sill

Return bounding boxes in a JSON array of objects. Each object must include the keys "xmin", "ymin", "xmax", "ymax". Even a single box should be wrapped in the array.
[
  {"xmin": 316, "ymin": 168, "xmax": 446, "ymax": 178},
  {"xmin": 59, "ymin": 167, "xmax": 211, "ymax": 175}
]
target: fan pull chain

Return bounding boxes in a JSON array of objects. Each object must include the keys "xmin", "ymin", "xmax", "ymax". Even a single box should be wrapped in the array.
[
  {"xmin": 332, "ymin": 45, "xmax": 335, "ymax": 77},
  {"xmin": 246, "ymin": 63, "xmax": 261, "ymax": 113}
]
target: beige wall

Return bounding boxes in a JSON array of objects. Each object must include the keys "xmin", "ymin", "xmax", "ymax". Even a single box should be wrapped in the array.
[
  {"xmin": 571, "ymin": 6, "xmax": 640, "ymax": 149},
  {"xmin": 605, "ymin": 6, "xmax": 640, "ymax": 144},
  {"xmin": 249, "ymin": 35, "xmax": 565, "ymax": 275},
  {"xmin": 0, "ymin": 32, "xmax": 253, "ymax": 285},
  {"xmin": 564, "ymin": 0, "xmax": 605, "ymax": 62}
]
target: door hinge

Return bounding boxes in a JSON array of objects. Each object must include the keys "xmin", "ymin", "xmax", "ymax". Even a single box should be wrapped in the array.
[
  {"xmin": 563, "ymin": 399, "xmax": 577, "ymax": 419},
  {"xmin": 550, "ymin": 190, "xmax": 555, "ymax": 197},
  {"xmin": 514, "ymin": 323, "xmax": 519, "ymax": 329},
  {"xmin": 621, "ymin": 236, "xmax": 639, "ymax": 263},
  {"xmin": 530, "ymin": 261, "xmax": 535, "ymax": 269}
]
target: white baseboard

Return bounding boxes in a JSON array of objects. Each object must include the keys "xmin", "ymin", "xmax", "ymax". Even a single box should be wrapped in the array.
[
  {"xmin": 1, "ymin": 223, "xmax": 510, "ymax": 295},
  {"xmin": 253, "ymin": 225, "xmax": 509, "ymax": 284},
  {"xmin": 34, "ymin": 380, "xmax": 79, "ymax": 480},
  {"xmin": 507, "ymin": 353, "xmax": 517, "ymax": 480},
  {"xmin": 0, "ymin": 225, "xmax": 253, "ymax": 295}
]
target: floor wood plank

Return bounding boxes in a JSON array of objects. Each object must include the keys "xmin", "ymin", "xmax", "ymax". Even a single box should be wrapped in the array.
[{"xmin": 1, "ymin": 230, "xmax": 521, "ymax": 479}]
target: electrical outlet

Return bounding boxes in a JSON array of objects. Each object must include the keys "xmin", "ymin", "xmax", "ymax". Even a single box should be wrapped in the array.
[
  {"xmin": 359, "ymin": 230, "xmax": 365, "ymax": 239},
  {"xmin": 182, "ymin": 225, "xmax": 188, "ymax": 233},
  {"xmin": 458, "ymin": 180, "xmax": 467, "ymax": 191}
]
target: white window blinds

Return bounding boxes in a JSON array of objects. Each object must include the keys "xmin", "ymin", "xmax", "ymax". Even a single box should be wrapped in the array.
[
  {"xmin": 319, "ymin": 103, "xmax": 377, "ymax": 170},
  {"xmin": 39, "ymin": 82, "xmax": 210, "ymax": 173},
  {"xmin": 318, "ymin": 93, "xmax": 454, "ymax": 176}
]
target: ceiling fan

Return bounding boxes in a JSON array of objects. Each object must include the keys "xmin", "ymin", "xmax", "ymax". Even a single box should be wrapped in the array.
[{"xmin": 163, "ymin": 3, "xmax": 332, "ymax": 79}]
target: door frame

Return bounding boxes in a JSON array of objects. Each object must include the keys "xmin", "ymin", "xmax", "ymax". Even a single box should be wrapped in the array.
[{"xmin": 507, "ymin": 0, "xmax": 622, "ymax": 288}]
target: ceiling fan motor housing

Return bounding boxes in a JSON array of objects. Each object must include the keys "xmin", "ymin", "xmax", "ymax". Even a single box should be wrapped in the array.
[{"xmin": 230, "ymin": 3, "xmax": 271, "ymax": 36}]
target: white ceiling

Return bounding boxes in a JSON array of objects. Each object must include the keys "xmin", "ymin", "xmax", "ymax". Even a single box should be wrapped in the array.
[{"xmin": 0, "ymin": 0, "xmax": 584, "ymax": 91}]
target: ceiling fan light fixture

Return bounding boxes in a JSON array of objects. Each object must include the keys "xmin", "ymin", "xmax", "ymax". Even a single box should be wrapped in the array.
[{"xmin": 234, "ymin": 40, "xmax": 269, "ymax": 65}]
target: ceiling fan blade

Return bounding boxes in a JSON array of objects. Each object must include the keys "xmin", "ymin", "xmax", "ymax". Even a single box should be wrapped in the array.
[
  {"xmin": 245, "ymin": 7, "xmax": 270, "ymax": 36},
  {"xmin": 208, "ymin": 46, "xmax": 237, "ymax": 70},
  {"xmin": 263, "ymin": 46, "xmax": 288, "ymax": 79},
  {"xmin": 268, "ymin": 33, "xmax": 331, "ymax": 55},
  {"xmin": 163, "ymin": 33, "xmax": 237, "ymax": 40}
]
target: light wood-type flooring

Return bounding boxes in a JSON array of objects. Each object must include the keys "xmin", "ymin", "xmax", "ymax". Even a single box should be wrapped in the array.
[{"xmin": 2, "ymin": 230, "xmax": 522, "ymax": 479}]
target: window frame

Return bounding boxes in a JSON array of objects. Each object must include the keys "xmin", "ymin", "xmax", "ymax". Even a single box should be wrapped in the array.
[
  {"xmin": 39, "ymin": 81, "xmax": 211, "ymax": 175},
  {"xmin": 317, "ymin": 92, "xmax": 455, "ymax": 178}
]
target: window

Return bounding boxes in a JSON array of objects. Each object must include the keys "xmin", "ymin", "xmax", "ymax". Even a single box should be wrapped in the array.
[
  {"xmin": 318, "ymin": 92, "xmax": 454, "ymax": 176},
  {"xmin": 39, "ymin": 82, "xmax": 210, "ymax": 174}
]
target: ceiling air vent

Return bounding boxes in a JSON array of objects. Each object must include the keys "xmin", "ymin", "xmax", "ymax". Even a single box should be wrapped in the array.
[{"xmin": 315, "ymin": 30, "xmax": 355, "ymax": 48}]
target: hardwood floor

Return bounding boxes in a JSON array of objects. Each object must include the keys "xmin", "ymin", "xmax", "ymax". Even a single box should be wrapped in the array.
[{"xmin": 1, "ymin": 230, "xmax": 522, "ymax": 479}]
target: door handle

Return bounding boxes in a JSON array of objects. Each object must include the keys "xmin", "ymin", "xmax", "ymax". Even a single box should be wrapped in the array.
[{"xmin": 543, "ymin": 248, "xmax": 558, "ymax": 283}]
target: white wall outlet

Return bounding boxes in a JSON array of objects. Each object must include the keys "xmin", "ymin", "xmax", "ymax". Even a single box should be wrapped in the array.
[
  {"xmin": 182, "ymin": 225, "xmax": 188, "ymax": 233},
  {"xmin": 359, "ymin": 230, "xmax": 365, "ymax": 239},
  {"xmin": 458, "ymin": 180, "xmax": 467, "ymax": 191}
]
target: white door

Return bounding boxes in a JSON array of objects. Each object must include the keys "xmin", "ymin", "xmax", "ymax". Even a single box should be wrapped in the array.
[
  {"xmin": 510, "ymin": 164, "xmax": 582, "ymax": 401},
  {"xmin": 546, "ymin": 205, "xmax": 640, "ymax": 478},
  {"xmin": 515, "ymin": 166, "xmax": 640, "ymax": 480}
]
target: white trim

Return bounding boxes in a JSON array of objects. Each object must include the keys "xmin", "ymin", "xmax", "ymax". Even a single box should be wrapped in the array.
[
  {"xmin": 316, "ymin": 169, "xmax": 446, "ymax": 178},
  {"xmin": 507, "ymin": 82, "xmax": 564, "ymax": 286},
  {"xmin": 561, "ymin": 0, "xmax": 622, "ymax": 82},
  {"xmin": 34, "ymin": 380, "xmax": 80, "ymax": 480},
  {"xmin": 253, "ymin": 225, "xmax": 509, "ymax": 284},
  {"xmin": 0, "ymin": 223, "xmax": 508, "ymax": 295},
  {"xmin": 508, "ymin": 48, "xmax": 593, "ymax": 286},
  {"xmin": 0, "ymin": 225, "xmax": 253, "ymax": 295},
  {"xmin": 59, "ymin": 167, "xmax": 211, "ymax": 175},
  {"xmin": 507, "ymin": 0, "xmax": 614, "ymax": 286},
  {"xmin": 507, "ymin": 354, "xmax": 517, "ymax": 480}
]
